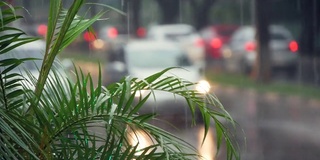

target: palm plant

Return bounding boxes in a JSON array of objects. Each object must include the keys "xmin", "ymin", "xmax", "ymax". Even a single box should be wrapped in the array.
[{"xmin": 0, "ymin": 1, "xmax": 240, "ymax": 159}]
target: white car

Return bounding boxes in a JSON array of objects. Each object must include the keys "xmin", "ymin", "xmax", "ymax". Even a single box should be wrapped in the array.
[
  {"xmin": 0, "ymin": 40, "xmax": 69, "ymax": 91},
  {"xmin": 104, "ymin": 40, "xmax": 210, "ymax": 116},
  {"xmin": 222, "ymin": 25, "xmax": 299, "ymax": 76},
  {"xmin": 146, "ymin": 24, "xmax": 205, "ymax": 68}
]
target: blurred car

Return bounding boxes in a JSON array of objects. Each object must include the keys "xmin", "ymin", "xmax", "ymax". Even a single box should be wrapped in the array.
[
  {"xmin": 222, "ymin": 25, "xmax": 299, "ymax": 75},
  {"xmin": 90, "ymin": 25, "xmax": 146, "ymax": 53},
  {"xmin": 104, "ymin": 40, "xmax": 210, "ymax": 116},
  {"xmin": 87, "ymin": 25, "xmax": 129, "ymax": 52},
  {"xmin": 146, "ymin": 24, "xmax": 205, "ymax": 68},
  {"xmin": 0, "ymin": 40, "xmax": 69, "ymax": 90},
  {"xmin": 2, "ymin": 41, "xmax": 45, "ymax": 82},
  {"xmin": 200, "ymin": 24, "xmax": 239, "ymax": 61}
]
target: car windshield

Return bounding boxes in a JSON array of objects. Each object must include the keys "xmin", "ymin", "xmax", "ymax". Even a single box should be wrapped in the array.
[
  {"xmin": 231, "ymin": 27, "xmax": 255, "ymax": 42},
  {"xmin": 126, "ymin": 49, "xmax": 191, "ymax": 68},
  {"xmin": 270, "ymin": 33, "xmax": 288, "ymax": 40},
  {"xmin": 218, "ymin": 30, "xmax": 236, "ymax": 36},
  {"xmin": 165, "ymin": 32, "xmax": 192, "ymax": 41},
  {"xmin": 232, "ymin": 26, "xmax": 291, "ymax": 42}
]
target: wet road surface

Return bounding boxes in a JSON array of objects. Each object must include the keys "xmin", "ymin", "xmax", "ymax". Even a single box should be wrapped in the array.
[
  {"xmin": 164, "ymin": 85, "xmax": 320, "ymax": 160},
  {"xmin": 214, "ymin": 86, "xmax": 320, "ymax": 160},
  {"xmin": 77, "ymin": 62, "xmax": 320, "ymax": 159}
]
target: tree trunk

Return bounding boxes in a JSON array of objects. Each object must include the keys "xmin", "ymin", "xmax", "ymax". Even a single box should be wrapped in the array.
[
  {"xmin": 298, "ymin": 0, "xmax": 320, "ymax": 86},
  {"xmin": 156, "ymin": 0, "xmax": 180, "ymax": 24},
  {"xmin": 130, "ymin": 0, "xmax": 141, "ymax": 37},
  {"xmin": 191, "ymin": 0, "xmax": 216, "ymax": 30},
  {"xmin": 253, "ymin": 0, "xmax": 271, "ymax": 83}
]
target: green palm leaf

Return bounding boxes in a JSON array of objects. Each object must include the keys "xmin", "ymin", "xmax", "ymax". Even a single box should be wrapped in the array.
[
  {"xmin": 0, "ymin": 3, "xmax": 44, "ymax": 159},
  {"xmin": 34, "ymin": 0, "xmax": 105, "ymax": 109},
  {"xmin": 0, "ymin": 1, "xmax": 241, "ymax": 159}
]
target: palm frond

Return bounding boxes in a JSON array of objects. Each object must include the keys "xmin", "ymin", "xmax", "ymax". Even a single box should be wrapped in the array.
[
  {"xmin": 0, "ymin": 3, "xmax": 43, "ymax": 158},
  {"xmin": 0, "ymin": 68, "xmax": 41, "ymax": 159},
  {"xmin": 30, "ymin": 63, "xmax": 239, "ymax": 159},
  {"xmin": 34, "ymin": 0, "xmax": 105, "ymax": 108},
  {"xmin": 0, "ymin": 1, "xmax": 240, "ymax": 159},
  {"xmin": 0, "ymin": 2, "xmax": 39, "ymax": 53},
  {"xmin": 116, "ymin": 68, "xmax": 240, "ymax": 158}
]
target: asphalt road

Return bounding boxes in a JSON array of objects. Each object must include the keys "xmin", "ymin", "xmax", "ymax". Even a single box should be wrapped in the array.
[
  {"xmin": 77, "ymin": 61, "xmax": 320, "ymax": 159},
  {"xmin": 166, "ymin": 85, "xmax": 320, "ymax": 160},
  {"xmin": 153, "ymin": 85, "xmax": 320, "ymax": 160}
]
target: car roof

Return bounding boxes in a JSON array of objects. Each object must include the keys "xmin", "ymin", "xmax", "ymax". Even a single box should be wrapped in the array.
[
  {"xmin": 234, "ymin": 25, "xmax": 293, "ymax": 39},
  {"xmin": 236, "ymin": 25, "xmax": 292, "ymax": 33},
  {"xmin": 208, "ymin": 24, "xmax": 239, "ymax": 31},
  {"xmin": 125, "ymin": 40, "xmax": 182, "ymax": 51},
  {"xmin": 17, "ymin": 40, "xmax": 46, "ymax": 50},
  {"xmin": 148, "ymin": 24, "xmax": 195, "ymax": 33}
]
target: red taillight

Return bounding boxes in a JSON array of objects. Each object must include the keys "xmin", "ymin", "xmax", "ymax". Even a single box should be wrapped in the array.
[
  {"xmin": 289, "ymin": 40, "xmax": 298, "ymax": 52},
  {"xmin": 37, "ymin": 24, "xmax": 47, "ymax": 36},
  {"xmin": 136, "ymin": 27, "xmax": 146, "ymax": 38},
  {"xmin": 245, "ymin": 41, "xmax": 256, "ymax": 51},
  {"xmin": 108, "ymin": 27, "xmax": 118, "ymax": 39},
  {"xmin": 195, "ymin": 38, "xmax": 205, "ymax": 47},
  {"xmin": 210, "ymin": 38, "xmax": 222, "ymax": 49},
  {"xmin": 83, "ymin": 31, "xmax": 96, "ymax": 42}
]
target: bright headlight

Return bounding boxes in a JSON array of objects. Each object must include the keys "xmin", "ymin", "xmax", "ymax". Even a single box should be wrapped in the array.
[
  {"xmin": 222, "ymin": 47, "xmax": 232, "ymax": 59},
  {"xmin": 92, "ymin": 39, "xmax": 105, "ymax": 50},
  {"xmin": 196, "ymin": 80, "xmax": 211, "ymax": 94}
]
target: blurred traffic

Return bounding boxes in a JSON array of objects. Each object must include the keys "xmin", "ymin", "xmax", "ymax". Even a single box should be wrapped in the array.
[
  {"xmin": 200, "ymin": 24, "xmax": 239, "ymax": 61},
  {"xmin": 9, "ymin": 0, "xmax": 320, "ymax": 159},
  {"xmin": 0, "ymin": 38, "xmax": 70, "ymax": 91},
  {"xmin": 222, "ymin": 25, "xmax": 299, "ymax": 77},
  {"xmin": 146, "ymin": 24, "xmax": 205, "ymax": 67},
  {"xmin": 104, "ymin": 39, "xmax": 210, "ymax": 117}
]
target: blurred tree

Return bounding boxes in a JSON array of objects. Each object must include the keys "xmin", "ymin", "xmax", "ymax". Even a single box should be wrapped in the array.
[
  {"xmin": 156, "ymin": 0, "xmax": 180, "ymax": 24},
  {"xmin": 253, "ymin": 0, "xmax": 271, "ymax": 83},
  {"xmin": 299, "ymin": 0, "xmax": 320, "ymax": 57},
  {"xmin": 119, "ymin": 0, "xmax": 142, "ymax": 37},
  {"xmin": 298, "ymin": 0, "xmax": 320, "ymax": 85},
  {"xmin": 128, "ymin": 0, "xmax": 142, "ymax": 37},
  {"xmin": 156, "ymin": 0, "xmax": 217, "ymax": 30},
  {"xmin": 190, "ymin": 0, "xmax": 216, "ymax": 30},
  {"xmin": 208, "ymin": 0, "xmax": 253, "ymax": 25}
]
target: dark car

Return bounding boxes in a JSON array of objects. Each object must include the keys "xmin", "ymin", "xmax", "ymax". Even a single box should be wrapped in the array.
[
  {"xmin": 200, "ymin": 24, "xmax": 239, "ymax": 61},
  {"xmin": 222, "ymin": 25, "xmax": 299, "ymax": 75},
  {"xmin": 89, "ymin": 25, "xmax": 146, "ymax": 53}
]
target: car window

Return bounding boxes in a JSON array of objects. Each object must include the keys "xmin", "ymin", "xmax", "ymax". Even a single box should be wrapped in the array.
[
  {"xmin": 216, "ymin": 28, "xmax": 237, "ymax": 37},
  {"xmin": 147, "ymin": 25, "xmax": 196, "ymax": 41},
  {"xmin": 164, "ymin": 32, "xmax": 192, "ymax": 41},
  {"xmin": 231, "ymin": 27, "xmax": 255, "ymax": 43},
  {"xmin": 200, "ymin": 29, "xmax": 215, "ymax": 39},
  {"xmin": 270, "ymin": 33, "xmax": 288, "ymax": 40}
]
